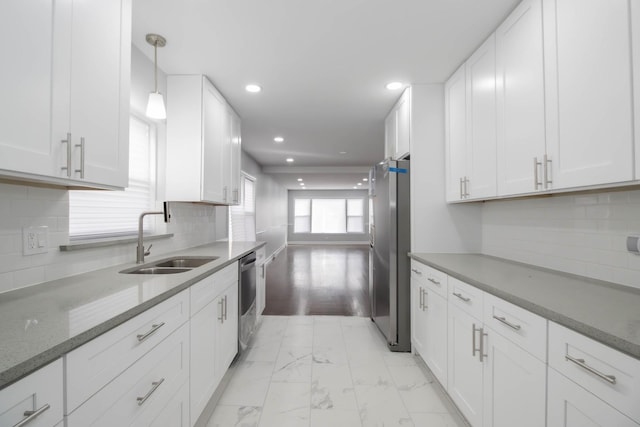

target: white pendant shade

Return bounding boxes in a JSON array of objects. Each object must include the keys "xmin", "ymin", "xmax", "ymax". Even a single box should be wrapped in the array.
[{"xmin": 146, "ymin": 92, "xmax": 166, "ymax": 120}]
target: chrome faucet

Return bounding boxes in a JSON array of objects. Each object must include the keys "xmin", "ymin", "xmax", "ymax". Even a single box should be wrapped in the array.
[{"xmin": 136, "ymin": 202, "xmax": 171, "ymax": 264}]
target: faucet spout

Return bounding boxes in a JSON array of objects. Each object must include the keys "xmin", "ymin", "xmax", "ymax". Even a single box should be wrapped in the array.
[{"xmin": 136, "ymin": 203, "xmax": 171, "ymax": 264}]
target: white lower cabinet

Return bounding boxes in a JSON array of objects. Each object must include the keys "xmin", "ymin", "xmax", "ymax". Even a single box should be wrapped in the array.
[
  {"xmin": 0, "ymin": 359, "xmax": 63, "ymax": 427},
  {"xmin": 190, "ymin": 264, "xmax": 239, "ymax": 426},
  {"xmin": 67, "ymin": 322, "xmax": 190, "ymax": 427},
  {"xmin": 547, "ymin": 368, "xmax": 639, "ymax": 427},
  {"xmin": 483, "ymin": 327, "xmax": 546, "ymax": 427}
]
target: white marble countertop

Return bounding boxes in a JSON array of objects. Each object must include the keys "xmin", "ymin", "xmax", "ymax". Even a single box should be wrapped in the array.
[
  {"xmin": 409, "ymin": 253, "xmax": 640, "ymax": 359},
  {"xmin": 0, "ymin": 241, "xmax": 265, "ymax": 390}
]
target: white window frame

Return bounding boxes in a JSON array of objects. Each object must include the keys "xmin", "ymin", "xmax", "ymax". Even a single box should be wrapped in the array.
[{"xmin": 293, "ymin": 197, "xmax": 366, "ymax": 234}]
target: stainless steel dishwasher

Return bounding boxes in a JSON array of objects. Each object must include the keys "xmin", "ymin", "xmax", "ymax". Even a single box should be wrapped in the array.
[{"xmin": 238, "ymin": 252, "xmax": 257, "ymax": 353}]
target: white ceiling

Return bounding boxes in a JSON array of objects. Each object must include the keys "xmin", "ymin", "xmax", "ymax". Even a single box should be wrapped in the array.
[{"xmin": 132, "ymin": 0, "xmax": 519, "ymax": 189}]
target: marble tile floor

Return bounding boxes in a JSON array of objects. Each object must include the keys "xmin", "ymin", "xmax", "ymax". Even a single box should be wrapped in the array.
[{"xmin": 206, "ymin": 315, "xmax": 467, "ymax": 427}]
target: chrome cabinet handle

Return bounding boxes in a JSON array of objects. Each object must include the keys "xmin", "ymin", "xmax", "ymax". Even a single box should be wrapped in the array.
[
  {"xmin": 427, "ymin": 277, "xmax": 441, "ymax": 286},
  {"xmin": 223, "ymin": 295, "xmax": 228, "ymax": 320},
  {"xmin": 137, "ymin": 322, "xmax": 165, "ymax": 342},
  {"xmin": 459, "ymin": 177, "xmax": 464, "ymax": 199},
  {"xmin": 464, "ymin": 177, "xmax": 470, "ymax": 198},
  {"xmin": 565, "ymin": 354, "xmax": 616, "ymax": 384},
  {"xmin": 418, "ymin": 287, "xmax": 423, "ymax": 310},
  {"xmin": 545, "ymin": 155, "xmax": 553, "ymax": 187},
  {"xmin": 411, "ymin": 268, "xmax": 422, "ymax": 275},
  {"xmin": 61, "ymin": 133, "xmax": 72, "ymax": 177},
  {"xmin": 218, "ymin": 298, "xmax": 224, "ymax": 322},
  {"xmin": 472, "ymin": 323, "xmax": 480, "ymax": 357},
  {"xmin": 13, "ymin": 404, "xmax": 51, "ymax": 427},
  {"xmin": 493, "ymin": 315, "xmax": 521, "ymax": 331},
  {"xmin": 534, "ymin": 157, "xmax": 542, "ymax": 189},
  {"xmin": 75, "ymin": 137, "xmax": 85, "ymax": 178},
  {"xmin": 223, "ymin": 186, "xmax": 228, "ymax": 202},
  {"xmin": 422, "ymin": 289, "xmax": 428, "ymax": 311},
  {"xmin": 479, "ymin": 328, "xmax": 488, "ymax": 362},
  {"xmin": 453, "ymin": 292, "xmax": 471, "ymax": 302},
  {"xmin": 137, "ymin": 378, "xmax": 165, "ymax": 406},
  {"xmin": 233, "ymin": 188, "xmax": 239, "ymax": 203}
]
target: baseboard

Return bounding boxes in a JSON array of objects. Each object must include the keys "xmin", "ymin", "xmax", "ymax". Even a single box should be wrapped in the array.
[{"xmin": 287, "ymin": 241, "xmax": 369, "ymax": 246}]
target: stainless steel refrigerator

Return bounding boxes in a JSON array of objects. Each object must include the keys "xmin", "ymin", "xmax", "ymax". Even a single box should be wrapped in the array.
[{"xmin": 369, "ymin": 158, "xmax": 411, "ymax": 352}]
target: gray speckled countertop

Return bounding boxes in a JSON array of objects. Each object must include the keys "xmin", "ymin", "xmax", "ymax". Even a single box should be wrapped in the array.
[
  {"xmin": 0, "ymin": 241, "xmax": 265, "ymax": 390},
  {"xmin": 409, "ymin": 253, "xmax": 640, "ymax": 359}
]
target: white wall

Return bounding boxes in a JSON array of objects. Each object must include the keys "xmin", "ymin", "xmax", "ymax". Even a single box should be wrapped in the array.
[
  {"xmin": 241, "ymin": 152, "xmax": 287, "ymax": 257},
  {"xmin": 0, "ymin": 46, "xmax": 226, "ymax": 294},
  {"xmin": 410, "ymin": 84, "xmax": 482, "ymax": 253},
  {"xmin": 482, "ymin": 189, "xmax": 640, "ymax": 290}
]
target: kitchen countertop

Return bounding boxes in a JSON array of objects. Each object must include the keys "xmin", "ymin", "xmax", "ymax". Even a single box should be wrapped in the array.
[
  {"xmin": 409, "ymin": 253, "xmax": 640, "ymax": 359},
  {"xmin": 0, "ymin": 241, "xmax": 265, "ymax": 390}
]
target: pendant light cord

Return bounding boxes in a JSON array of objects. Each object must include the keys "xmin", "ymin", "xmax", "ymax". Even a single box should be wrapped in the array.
[{"xmin": 153, "ymin": 42, "xmax": 158, "ymax": 93}]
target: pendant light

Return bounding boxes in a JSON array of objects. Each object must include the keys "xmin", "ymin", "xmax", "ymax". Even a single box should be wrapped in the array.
[{"xmin": 145, "ymin": 33, "xmax": 167, "ymax": 120}]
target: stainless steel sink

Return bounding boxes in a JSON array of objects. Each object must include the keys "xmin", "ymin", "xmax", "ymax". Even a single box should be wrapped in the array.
[
  {"xmin": 124, "ymin": 267, "xmax": 192, "ymax": 275},
  {"xmin": 119, "ymin": 256, "xmax": 219, "ymax": 274},
  {"xmin": 153, "ymin": 256, "xmax": 218, "ymax": 268}
]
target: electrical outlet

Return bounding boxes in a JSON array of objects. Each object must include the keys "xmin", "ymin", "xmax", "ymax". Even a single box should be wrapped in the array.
[{"xmin": 22, "ymin": 226, "xmax": 48, "ymax": 255}]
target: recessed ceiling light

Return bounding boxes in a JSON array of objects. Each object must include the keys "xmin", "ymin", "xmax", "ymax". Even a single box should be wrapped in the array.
[
  {"xmin": 339, "ymin": 151, "xmax": 347, "ymax": 155},
  {"xmin": 363, "ymin": 178, "xmax": 368, "ymax": 181},
  {"xmin": 386, "ymin": 82, "xmax": 403, "ymax": 90},
  {"xmin": 353, "ymin": 186, "xmax": 357, "ymax": 189},
  {"xmin": 357, "ymin": 183, "xmax": 362, "ymax": 186},
  {"xmin": 299, "ymin": 182, "xmax": 304, "ymax": 186},
  {"xmin": 274, "ymin": 136, "xmax": 284, "ymax": 143},
  {"xmin": 286, "ymin": 158, "xmax": 294, "ymax": 163},
  {"xmin": 245, "ymin": 84, "xmax": 262, "ymax": 93},
  {"xmin": 297, "ymin": 178, "xmax": 303, "ymax": 182}
]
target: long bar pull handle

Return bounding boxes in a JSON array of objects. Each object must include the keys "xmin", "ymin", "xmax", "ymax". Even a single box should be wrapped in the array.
[
  {"xmin": 545, "ymin": 155, "xmax": 553, "ymax": 187},
  {"xmin": 493, "ymin": 315, "xmax": 521, "ymax": 331},
  {"xmin": 565, "ymin": 354, "xmax": 617, "ymax": 384},
  {"xmin": 74, "ymin": 137, "xmax": 85, "ymax": 178},
  {"xmin": 472, "ymin": 323, "xmax": 480, "ymax": 357},
  {"xmin": 411, "ymin": 268, "xmax": 423, "ymax": 276},
  {"xmin": 427, "ymin": 277, "xmax": 441, "ymax": 286},
  {"xmin": 418, "ymin": 287, "xmax": 423, "ymax": 310},
  {"xmin": 13, "ymin": 404, "xmax": 51, "ymax": 427},
  {"xmin": 479, "ymin": 328, "xmax": 488, "ymax": 362},
  {"xmin": 61, "ymin": 133, "xmax": 72, "ymax": 177},
  {"xmin": 459, "ymin": 177, "xmax": 464, "ymax": 199},
  {"xmin": 233, "ymin": 188, "xmax": 239, "ymax": 204},
  {"xmin": 464, "ymin": 177, "xmax": 470, "ymax": 198},
  {"xmin": 223, "ymin": 295, "xmax": 228, "ymax": 320},
  {"xmin": 218, "ymin": 299, "xmax": 223, "ymax": 322},
  {"xmin": 422, "ymin": 289, "xmax": 428, "ymax": 310},
  {"xmin": 453, "ymin": 292, "xmax": 471, "ymax": 302},
  {"xmin": 223, "ymin": 186, "xmax": 228, "ymax": 203},
  {"xmin": 136, "ymin": 322, "xmax": 165, "ymax": 342},
  {"xmin": 534, "ymin": 157, "xmax": 543, "ymax": 189},
  {"xmin": 137, "ymin": 378, "xmax": 165, "ymax": 406}
]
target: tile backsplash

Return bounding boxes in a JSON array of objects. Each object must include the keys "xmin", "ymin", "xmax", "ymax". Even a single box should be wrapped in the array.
[
  {"xmin": 0, "ymin": 181, "xmax": 224, "ymax": 294},
  {"xmin": 482, "ymin": 188, "xmax": 640, "ymax": 289}
]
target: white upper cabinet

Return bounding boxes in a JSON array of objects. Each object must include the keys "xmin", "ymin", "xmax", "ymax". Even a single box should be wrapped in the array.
[
  {"xmin": 632, "ymin": 0, "xmax": 640, "ymax": 179},
  {"xmin": 384, "ymin": 87, "xmax": 411, "ymax": 160},
  {"xmin": 496, "ymin": 0, "xmax": 546, "ymax": 196},
  {"xmin": 166, "ymin": 75, "xmax": 241, "ymax": 204},
  {"xmin": 543, "ymin": 0, "xmax": 634, "ymax": 189},
  {"xmin": 465, "ymin": 34, "xmax": 497, "ymax": 200},
  {"xmin": 0, "ymin": 0, "xmax": 131, "ymax": 189},
  {"xmin": 445, "ymin": 65, "xmax": 468, "ymax": 202}
]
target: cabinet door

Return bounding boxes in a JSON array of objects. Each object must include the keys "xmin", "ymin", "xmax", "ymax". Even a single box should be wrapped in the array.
[
  {"xmin": 190, "ymin": 297, "xmax": 219, "ymax": 425},
  {"xmin": 632, "ymin": 0, "xmax": 640, "ymax": 178},
  {"xmin": 445, "ymin": 64, "xmax": 468, "ymax": 202},
  {"xmin": 496, "ymin": 0, "xmax": 546, "ymax": 196},
  {"xmin": 256, "ymin": 262, "xmax": 266, "ymax": 320},
  {"xmin": 228, "ymin": 109, "xmax": 242, "ymax": 205},
  {"xmin": 466, "ymin": 34, "xmax": 497, "ymax": 199},
  {"xmin": 0, "ymin": 1, "xmax": 61, "ymax": 178},
  {"xmin": 215, "ymin": 282, "xmax": 239, "ymax": 384},
  {"xmin": 147, "ymin": 381, "xmax": 189, "ymax": 427},
  {"xmin": 483, "ymin": 327, "xmax": 546, "ymax": 427},
  {"xmin": 547, "ymin": 368, "xmax": 639, "ymax": 427},
  {"xmin": 543, "ymin": 0, "xmax": 634, "ymax": 189},
  {"xmin": 68, "ymin": 0, "xmax": 131, "ymax": 188},
  {"xmin": 411, "ymin": 279, "xmax": 427, "ymax": 358},
  {"xmin": 447, "ymin": 304, "xmax": 483, "ymax": 427},
  {"xmin": 424, "ymin": 291, "xmax": 448, "ymax": 387},
  {"xmin": 395, "ymin": 88, "xmax": 411, "ymax": 159},
  {"xmin": 0, "ymin": 359, "xmax": 63, "ymax": 427},
  {"xmin": 384, "ymin": 108, "xmax": 397, "ymax": 160},
  {"xmin": 202, "ymin": 79, "xmax": 227, "ymax": 203}
]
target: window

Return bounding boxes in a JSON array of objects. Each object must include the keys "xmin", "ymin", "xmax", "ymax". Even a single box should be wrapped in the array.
[
  {"xmin": 293, "ymin": 198, "xmax": 365, "ymax": 234},
  {"xmin": 229, "ymin": 174, "xmax": 256, "ymax": 241},
  {"xmin": 69, "ymin": 115, "xmax": 157, "ymax": 239}
]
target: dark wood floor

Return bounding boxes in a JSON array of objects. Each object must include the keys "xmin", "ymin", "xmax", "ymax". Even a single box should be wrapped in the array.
[{"xmin": 263, "ymin": 245, "xmax": 371, "ymax": 317}]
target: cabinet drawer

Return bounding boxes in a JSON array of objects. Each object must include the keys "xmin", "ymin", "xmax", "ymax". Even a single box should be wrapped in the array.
[
  {"xmin": 66, "ymin": 289, "xmax": 189, "ymax": 412},
  {"xmin": 448, "ymin": 276, "xmax": 483, "ymax": 320},
  {"xmin": 483, "ymin": 293, "xmax": 547, "ymax": 362},
  {"xmin": 0, "ymin": 359, "xmax": 63, "ymax": 427},
  {"xmin": 190, "ymin": 262, "xmax": 238, "ymax": 315},
  {"xmin": 410, "ymin": 260, "xmax": 447, "ymax": 298},
  {"xmin": 67, "ymin": 322, "xmax": 190, "ymax": 427},
  {"xmin": 549, "ymin": 322, "xmax": 640, "ymax": 422}
]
